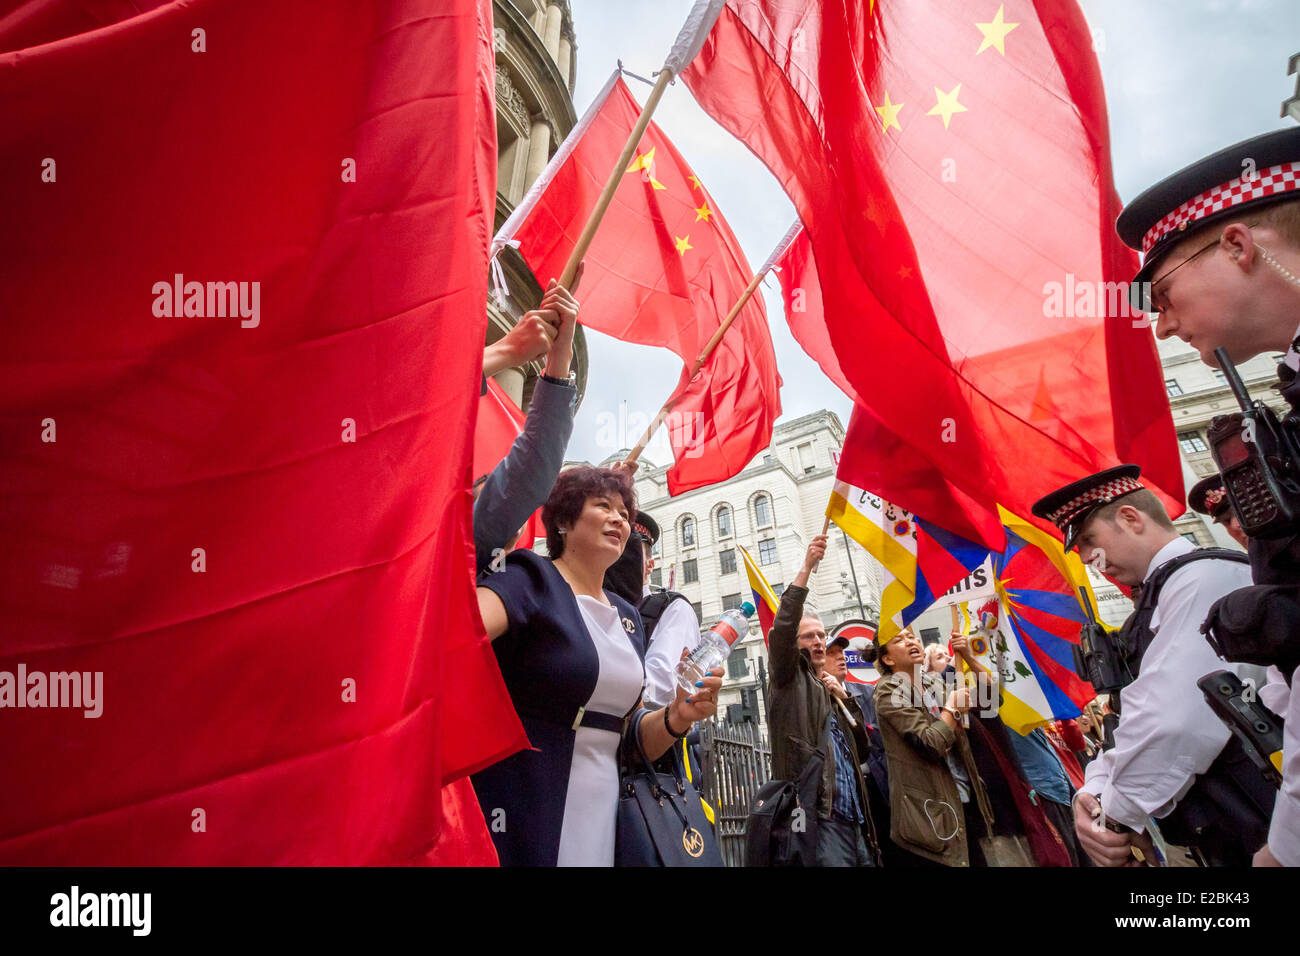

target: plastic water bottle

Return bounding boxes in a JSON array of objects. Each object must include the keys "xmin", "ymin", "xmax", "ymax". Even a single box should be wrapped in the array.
[{"xmin": 674, "ymin": 601, "xmax": 755, "ymax": 695}]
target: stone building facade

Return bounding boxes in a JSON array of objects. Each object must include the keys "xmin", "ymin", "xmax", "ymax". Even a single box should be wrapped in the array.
[{"xmin": 489, "ymin": 0, "xmax": 589, "ymax": 409}]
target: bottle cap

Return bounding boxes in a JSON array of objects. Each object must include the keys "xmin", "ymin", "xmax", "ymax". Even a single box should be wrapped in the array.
[{"xmin": 739, "ymin": 601, "xmax": 756, "ymax": 617}]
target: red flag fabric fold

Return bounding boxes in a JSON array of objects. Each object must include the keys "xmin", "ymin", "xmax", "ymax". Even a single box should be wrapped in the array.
[
  {"xmin": 684, "ymin": 0, "xmax": 1183, "ymax": 544},
  {"xmin": 0, "ymin": 0, "xmax": 522, "ymax": 864}
]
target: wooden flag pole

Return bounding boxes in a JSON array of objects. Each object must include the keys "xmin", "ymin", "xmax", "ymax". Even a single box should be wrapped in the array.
[
  {"xmin": 624, "ymin": 268, "xmax": 766, "ymax": 464},
  {"xmin": 950, "ymin": 604, "xmax": 970, "ymax": 728},
  {"xmin": 558, "ymin": 67, "xmax": 675, "ymax": 291}
]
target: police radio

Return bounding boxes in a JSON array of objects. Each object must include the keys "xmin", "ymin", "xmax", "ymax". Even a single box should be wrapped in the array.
[
  {"xmin": 1206, "ymin": 347, "xmax": 1300, "ymax": 539},
  {"xmin": 1071, "ymin": 586, "xmax": 1134, "ymax": 696},
  {"xmin": 1197, "ymin": 671, "xmax": 1284, "ymax": 789}
]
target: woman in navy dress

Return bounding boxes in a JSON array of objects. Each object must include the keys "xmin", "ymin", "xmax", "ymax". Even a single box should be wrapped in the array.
[{"xmin": 474, "ymin": 465, "xmax": 722, "ymax": 866}]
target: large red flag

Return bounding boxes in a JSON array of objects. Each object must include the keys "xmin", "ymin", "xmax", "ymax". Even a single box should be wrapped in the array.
[
  {"xmin": 0, "ymin": 0, "xmax": 524, "ymax": 864},
  {"xmin": 683, "ymin": 0, "xmax": 1183, "ymax": 544},
  {"xmin": 496, "ymin": 72, "xmax": 782, "ymax": 494},
  {"xmin": 775, "ymin": 226, "xmax": 1004, "ymax": 546}
]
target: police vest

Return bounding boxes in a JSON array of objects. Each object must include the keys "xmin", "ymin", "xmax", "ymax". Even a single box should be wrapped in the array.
[
  {"xmin": 638, "ymin": 589, "xmax": 691, "ymax": 641},
  {"xmin": 1114, "ymin": 547, "xmax": 1270, "ymax": 865},
  {"xmin": 1117, "ymin": 548, "xmax": 1249, "ymax": 681}
]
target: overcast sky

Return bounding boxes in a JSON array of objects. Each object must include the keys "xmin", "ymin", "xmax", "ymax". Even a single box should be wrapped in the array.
[{"xmin": 562, "ymin": 0, "xmax": 1299, "ymax": 468}]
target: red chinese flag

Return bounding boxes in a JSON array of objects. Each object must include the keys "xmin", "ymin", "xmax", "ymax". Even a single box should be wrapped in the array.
[
  {"xmin": 497, "ymin": 73, "xmax": 782, "ymax": 494},
  {"xmin": 684, "ymin": 0, "xmax": 1183, "ymax": 542},
  {"xmin": 775, "ymin": 226, "xmax": 1004, "ymax": 546},
  {"xmin": 0, "ymin": 0, "xmax": 525, "ymax": 864}
]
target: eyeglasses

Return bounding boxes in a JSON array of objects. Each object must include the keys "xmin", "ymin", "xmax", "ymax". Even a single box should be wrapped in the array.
[
  {"xmin": 1147, "ymin": 237, "xmax": 1219, "ymax": 312},
  {"xmin": 1147, "ymin": 222, "xmax": 1257, "ymax": 313}
]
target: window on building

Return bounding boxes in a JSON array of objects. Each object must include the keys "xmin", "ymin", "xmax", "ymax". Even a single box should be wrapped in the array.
[
  {"xmin": 763, "ymin": 454, "xmax": 774, "ymax": 465},
  {"xmin": 650, "ymin": 567, "xmax": 662, "ymax": 588},
  {"xmin": 716, "ymin": 505, "xmax": 733, "ymax": 538},
  {"xmin": 681, "ymin": 516, "xmax": 695, "ymax": 548},
  {"xmin": 754, "ymin": 494, "xmax": 772, "ymax": 528},
  {"xmin": 758, "ymin": 538, "xmax": 778, "ymax": 566},
  {"xmin": 722, "ymin": 592, "xmax": 743, "ymax": 612},
  {"xmin": 771, "ymin": 582, "xmax": 785, "ymax": 598},
  {"xmin": 797, "ymin": 441, "xmax": 815, "ymax": 474},
  {"xmin": 1165, "ymin": 378, "xmax": 1182, "ymax": 397},
  {"xmin": 1178, "ymin": 431, "xmax": 1208, "ymax": 454},
  {"xmin": 691, "ymin": 601, "xmax": 703, "ymax": 621},
  {"xmin": 920, "ymin": 627, "xmax": 941, "ymax": 646},
  {"xmin": 682, "ymin": 558, "xmax": 698, "ymax": 584},
  {"xmin": 1182, "ymin": 532, "xmax": 1200, "ymax": 545},
  {"xmin": 652, "ymin": 538, "xmax": 661, "ymax": 558},
  {"xmin": 726, "ymin": 648, "xmax": 749, "ymax": 679},
  {"xmin": 719, "ymin": 548, "xmax": 737, "ymax": 576}
]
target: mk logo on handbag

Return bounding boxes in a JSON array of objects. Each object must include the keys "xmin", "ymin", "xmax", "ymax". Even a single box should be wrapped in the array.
[{"xmin": 682, "ymin": 826, "xmax": 705, "ymax": 858}]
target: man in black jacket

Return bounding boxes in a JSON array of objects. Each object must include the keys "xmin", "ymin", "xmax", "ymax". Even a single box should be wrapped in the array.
[{"xmin": 766, "ymin": 534, "xmax": 880, "ymax": 866}]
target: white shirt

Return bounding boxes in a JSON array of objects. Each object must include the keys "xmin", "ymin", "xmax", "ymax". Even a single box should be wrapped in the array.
[
  {"xmin": 1269, "ymin": 666, "xmax": 1300, "ymax": 866},
  {"xmin": 641, "ymin": 585, "xmax": 704, "ymax": 709},
  {"xmin": 555, "ymin": 595, "xmax": 645, "ymax": 867},
  {"xmin": 1083, "ymin": 537, "xmax": 1254, "ymax": 831},
  {"xmin": 1284, "ymin": 321, "xmax": 1300, "ymax": 372}
]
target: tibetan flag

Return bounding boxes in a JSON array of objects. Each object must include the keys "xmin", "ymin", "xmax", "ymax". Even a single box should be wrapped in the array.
[
  {"xmin": 682, "ymin": 0, "xmax": 1184, "ymax": 536},
  {"xmin": 495, "ymin": 71, "xmax": 782, "ymax": 494},
  {"xmin": 739, "ymin": 544, "xmax": 779, "ymax": 643},
  {"xmin": 0, "ymin": 0, "xmax": 525, "ymax": 864},
  {"xmin": 827, "ymin": 466, "xmax": 987, "ymax": 645},
  {"xmin": 963, "ymin": 507, "xmax": 1100, "ymax": 733}
]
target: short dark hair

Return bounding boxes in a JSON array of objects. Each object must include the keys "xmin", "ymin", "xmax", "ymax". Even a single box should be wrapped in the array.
[{"xmin": 542, "ymin": 466, "xmax": 637, "ymax": 560}]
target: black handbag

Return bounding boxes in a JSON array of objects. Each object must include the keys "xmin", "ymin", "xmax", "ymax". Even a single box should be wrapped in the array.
[
  {"xmin": 743, "ymin": 711, "xmax": 829, "ymax": 866},
  {"xmin": 615, "ymin": 710, "xmax": 723, "ymax": 867},
  {"xmin": 743, "ymin": 741, "xmax": 824, "ymax": 866}
]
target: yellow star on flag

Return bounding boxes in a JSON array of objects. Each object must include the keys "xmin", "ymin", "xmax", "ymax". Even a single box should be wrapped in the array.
[
  {"xmin": 926, "ymin": 83, "xmax": 968, "ymax": 129},
  {"xmin": 626, "ymin": 147, "xmax": 666, "ymax": 190},
  {"xmin": 975, "ymin": 5, "xmax": 1018, "ymax": 56},
  {"xmin": 875, "ymin": 91, "xmax": 903, "ymax": 133},
  {"xmin": 674, "ymin": 234, "xmax": 693, "ymax": 256},
  {"xmin": 694, "ymin": 200, "xmax": 713, "ymax": 223},
  {"xmin": 688, "ymin": 174, "xmax": 703, "ymax": 191}
]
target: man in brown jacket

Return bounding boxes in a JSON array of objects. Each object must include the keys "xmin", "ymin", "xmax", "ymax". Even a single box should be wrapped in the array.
[{"xmin": 766, "ymin": 534, "xmax": 880, "ymax": 866}]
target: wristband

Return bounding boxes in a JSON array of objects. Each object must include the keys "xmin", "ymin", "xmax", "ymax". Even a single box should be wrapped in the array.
[{"xmin": 541, "ymin": 372, "xmax": 576, "ymax": 388}]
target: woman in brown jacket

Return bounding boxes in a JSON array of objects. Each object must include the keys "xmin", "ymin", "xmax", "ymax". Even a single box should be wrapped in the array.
[{"xmin": 874, "ymin": 628, "xmax": 995, "ymax": 867}]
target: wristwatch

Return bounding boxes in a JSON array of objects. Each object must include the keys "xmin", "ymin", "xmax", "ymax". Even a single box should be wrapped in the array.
[{"xmin": 540, "ymin": 371, "xmax": 576, "ymax": 388}]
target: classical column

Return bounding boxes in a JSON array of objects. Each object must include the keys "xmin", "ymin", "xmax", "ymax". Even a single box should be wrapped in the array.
[
  {"xmin": 493, "ymin": 367, "xmax": 526, "ymax": 407},
  {"xmin": 557, "ymin": 37, "xmax": 572, "ymax": 89},
  {"xmin": 542, "ymin": 2, "xmax": 562, "ymax": 59},
  {"xmin": 525, "ymin": 117, "xmax": 550, "ymax": 188}
]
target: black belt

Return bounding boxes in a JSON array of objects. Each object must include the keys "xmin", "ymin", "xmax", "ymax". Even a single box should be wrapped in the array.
[{"xmin": 516, "ymin": 704, "xmax": 627, "ymax": 735}]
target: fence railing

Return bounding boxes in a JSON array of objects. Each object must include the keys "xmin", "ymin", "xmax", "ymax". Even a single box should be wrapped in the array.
[{"xmin": 696, "ymin": 718, "xmax": 771, "ymax": 867}]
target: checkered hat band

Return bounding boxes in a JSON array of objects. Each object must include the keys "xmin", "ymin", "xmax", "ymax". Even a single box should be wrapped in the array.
[
  {"xmin": 1142, "ymin": 161, "xmax": 1300, "ymax": 255},
  {"xmin": 1047, "ymin": 476, "xmax": 1144, "ymax": 526}
]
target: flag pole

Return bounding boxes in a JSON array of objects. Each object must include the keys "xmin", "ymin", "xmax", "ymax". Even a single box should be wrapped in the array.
[
  {"xmin": 558, "ymin": 67, "xmax": 674, "ymax": 290},
  {"xmin": 624, "ymin": 268, "xmax": 765, "ymax": 463},
  {"xmin": 555, "ymin": 0, "xmax": 725, "ymax": 289}
]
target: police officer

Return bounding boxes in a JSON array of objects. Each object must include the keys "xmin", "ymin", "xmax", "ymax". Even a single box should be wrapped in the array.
[
  {"xmin": 1188, "ymin": 474, "xmax": 1248, "ymax": 548},
  {"xmin": 1116, "ymin": 126, "xmax": 1300, "ymax": 866},
  {"xmin": 1032, "ymin": 465, "xmax": 1267, "ymax": 866}
]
